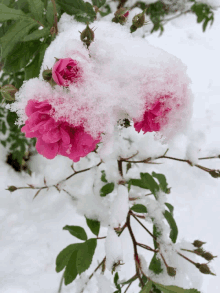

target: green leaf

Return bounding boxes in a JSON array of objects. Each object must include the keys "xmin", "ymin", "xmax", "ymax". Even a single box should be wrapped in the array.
[
  {"xmin": 1, "ymin": 121, "xmax": 6, "ymax": 134},
  {"xmin": 165, "ymin": 203, "xmax": 174, "ymax": 216},
  {"xmin": 120, "ymin": 274, "xmax": 138, "ymax": 285},
  {"xmin": 129, "ymin": 173, "xmax": 159, "ymax": 196},
  {"xmin": 24, "ymin": 52, "xmax": 40, "ymax": 80},
  {"xmin": 140, "ymin": 280, "xmax": 153, "ymax": 293},
  {"xmin": 63, "ymin": 225, "xmax": 88, "ymax": 241},
  {"xmin": 64, "ymin": 249, "xmax": 78, "ymax": 285},
  {"xmin": 101, "ymin": 170, "xmax": 108, "ymax": 182},
  {"xmin": 153, "ymin": 282, "xmax": 201, "ymax": 293},
  {"xmin": 152, "ymin": 172, "xmax": 168, "ymax": 193},
  {"xmin": 131, "ymin": 204, "xmax": 147, "ymax": 213},
  {"xmin": 76, "ymin": 238, "xmax": 97, "ymax": 274},
  {"xmin": 27, "ymin": 0, "xmax": 45, "ymax": 25},
  {"xmin": 55, "ymin": 243, "xmax": 80, "ymax": 273},
  {"xmin": 23, "ymin": 27, "xmax": 50, "ymax": 41},
  {"xmin": 42, "ymin": 0, "xmax": 48, "ymax": 10},
  {"xmin": 149, "ymin": 253, "xmax": 163, "ymax": 275},
  {"xmin": 114, "ymin": 272, "xmax": 121, "ymax": 292},
  {"xmin": 56, "ymin": 0, "xmax": 96, "ymax": 23},
  {"xmin": 163, "ymin": 210, "xmax": 178, "ymax": 243},
  {"xmin": 99, "ymin": 3, "xmax": 111, "ymax": 17},
  {"xmin": 86, "ymin": 217, "xmax": 100, "ymax": 236},
  {"xmin": 0, "ymin": 4, "xmax": 27, "ymax": 21},
  {"xmin": 4, "ymin": 41, "xmax": 39, "ymax": 73},
  {"xmin": 92, "ymin": 0, "xmax": 106, "ymax": 8},
  {"xmin": 0, "ymin": 18, "xmax": 37, "ymax": 59},
  {"xmin": 100, "ymin": 182, "xmax": 114, "ymax": 197}
]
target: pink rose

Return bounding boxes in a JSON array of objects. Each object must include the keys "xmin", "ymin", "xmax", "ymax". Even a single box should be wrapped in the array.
[
  {"xmin": 123, "ymin": 11, "xmax": 129, "ymax": 18},
  {"xmin": 21, "ymin": 100, "xmax": 100, "ymax": 161},
  {"xmin": 134, "ymin": 99, "xmax": 171, "ymax": 134},
  {"xmin": 52, "ymin": 58, "xmax": 81, "ymax": 87}
]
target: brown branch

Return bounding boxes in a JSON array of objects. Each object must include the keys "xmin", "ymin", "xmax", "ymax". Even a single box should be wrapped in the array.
[
  {"xmin": 137, "ymin": 242, "xmax": 158, "ymax": 253},
  {"xmin": 131, "ymin": 213, "xmax": 156, "ymax": 240},
  {"xmin": 126, "ymin": 213, "xmax": 144, "ymax": 288}
]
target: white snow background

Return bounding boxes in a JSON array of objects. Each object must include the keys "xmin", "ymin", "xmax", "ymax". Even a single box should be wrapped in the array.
[{"xmin": 1, "ymin": 7, "xmax": 220, "ymax": 293}]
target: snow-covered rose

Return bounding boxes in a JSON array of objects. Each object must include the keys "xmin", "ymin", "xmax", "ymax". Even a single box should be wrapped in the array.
[{"xmin": 52, "ymin": 57, "xmax": 82, "ymax": 86}]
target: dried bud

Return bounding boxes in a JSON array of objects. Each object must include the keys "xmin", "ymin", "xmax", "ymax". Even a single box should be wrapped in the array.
[
  {"xmin": 0, "ymin": 84, "xmax": 18, "ymax": 102},
  {"xmin": 42, "ymin": 69, "xmax": 52, "ymax": 81},
  {"xmin": 80, "ymin": 25, "xmax": 95, "ymax": 48},
  {"xmin": 209, "ymin": 169, "xmax": 220, "ymax": 178},
  {"xmin": 196, "ymin": 263, "xmax": 215, "ymax": 275},
  {"xmin": 202, "ymin": 252, "xmax": 217, "ymax": 261},
  {"xmin": 132, "ymin": 10, "xmax": 146, "ymax": 28},
  {"xmin": 7, "ymin": 186, "xmax": 17, "ymax": 192},
  {"xmin": 192, "ymin": 240, "xmax": 206, "ymax": 248},
  {"xmin": 167, "ymin": 266, "xmax": 176, "ymax": 277}
]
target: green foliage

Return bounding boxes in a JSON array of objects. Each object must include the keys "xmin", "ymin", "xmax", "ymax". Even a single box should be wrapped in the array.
[
  {"xmin": 76, "ymin": 238, "xmax": 97, "ymax": 274},
  {"xmin": 131, "ymin": 204, "xmax": 147, "ymax": 213},
  {"xmin": 146, "ymin": 1, "xmax": 169, "ymax": 35},
  {"xmin": 56, "ymin": 238, "xmax": 97, "ymax": 285},
  {"xmin": 98, "ymin": 3, "xmax": 111, "ymax": 17},
  {"xmin": 149, "ymin": 253, "xmax": 163, "ymax": 275},
  {"xmin": 92, "ymin": 0, "xmax": 106, "ymax": 8},
  {"xmin": 86, "ymin": 217, "xmax": 100, "ymax": 236},
  {"xmin": 163, "ymin": 210, "xmax": 178, "ymax": 243},
  {"xmin": 100, "ymin": 182, "xmax": 114, "ymax": 197},
  {"xmin": 56, "ymin": 243, "xmax": 80, "ymax": 273},
  {"xmin": 56, "ymin": 0, "xmax": 96, "ymax": 23},
  {"xmin": 165, "ymin": 202, "xmax": 174, "ymax": 216},
  {"xmin": 129, "ymin": 172, "xmax": 159, "ymax": 198},
  {"xmin": 152, "ymin": 171, "xmax": 169, "ymax": 193},
  {"xmin": 63, "ymin": 225, "xmax": 88, "ymax": 241},
  {"xmin": 140, "ymin": 280, "xmax": 153, "ymax": 293},
  {"xmin": 113, "ymin": 272, "xmax": 121, "ymax": 293},
  {"xmin": 152, "ymin": 282, "xmax": 201, "ymax": 293},
  {"xmin": 101, "ymin": 170, "xmax": 108, "ymax": 182},
  {"xmin": 191, "ymin": 1, "xmax": 214, "ymax": 32}
]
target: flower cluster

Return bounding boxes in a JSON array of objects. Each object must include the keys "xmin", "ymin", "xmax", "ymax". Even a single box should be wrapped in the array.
[{"xmin": 11, "ymin": 15, "xmax": 193, "ymax": 161}]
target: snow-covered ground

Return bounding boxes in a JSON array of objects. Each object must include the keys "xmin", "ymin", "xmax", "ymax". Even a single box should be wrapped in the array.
[{"xmin": 1, "ymin": 8, "xmax": 220, "ymax": 293}]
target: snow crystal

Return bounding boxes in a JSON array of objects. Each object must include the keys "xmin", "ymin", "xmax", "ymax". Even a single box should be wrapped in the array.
[
  {"xmin": 105, "ymin": 227, "xmax": 123, "ymax": 270},
  {"xmin": 96, "ymin": 274, "xmax": 115, "ymax": 293}
]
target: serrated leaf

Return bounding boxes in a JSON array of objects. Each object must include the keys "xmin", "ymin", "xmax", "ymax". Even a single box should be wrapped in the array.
[
  {"xmin": 131, "ymin": 204, "xmax": 147, "ymax": 213},
  {"xmin": 64, "ymin": 249, "xmax": 78, "ymax": 285},
  {"xmin": 0, "ymin": 4, "xmax": 27, "ymax": 21},
  {"xmin": 152, "ymin": 172, "xmax": 168, "ymax": 193},
  {"xmin": 55, "ymin": 243, "xmax": 80, "ymax": 273},
  {"xmin": 120, "ymin": 274, "xmax": 138, "ymax": 285},
  {"xmin": 100, "ymin": 182, "xmax": 114, "ymax": 197},
  {"xmin": 163, "ymin": 210, "xmax": 178, "ymax": 243},
  {"xmin": 27, "ymin": 0, "xmax": 45, "ymax": 25},
  {"xmin": 4, "ymin": 41, "xmax": 39, "ymax": 73},
  {"xmin": 129, "ymin": 173, "xmax": 159, "ymax": 196},
  {"xmin": 165, "ymin": 203, "xmax": 174, "ymax": 216},
  {"xmin": 149, "ymin": 253, "xmax": 163, "ymax": 275},
  {"xmin": 0, "ymin": 18, "xmax": 37, "ymax": 59},
  {"xmin": 153, "ymin": 282, "xmax": 201, "ymax": 293},
  {"xmin": 63, "ymin": 225, "xmax": 87, "ymax": 241},
  {"xmin": 140, "ymin": 280, "xmax": 153, "ymax": 293},
  {"xmin": 76, "ymin": 238, "xmax": 97, "ymax": 274},
  {"xmin": 56, "ymin": 0, "xmax": 96, "ymax": 23},
  {"xmin": 101, "ymin": 170, "xmax": 107, "ymax": 182},
  {"xmin": 86, "ymin": 217, "xmax": 100, "ymax": 236},
  {"xmin": 114, "ymin": 272, "xmax": 121, "ymax": 291},
  {"xmin": 23, "ymin": 27, "xmax": 50, "ymax": 41},
  {"xmin": 92, "ymin": 0, "xmax": 106, "ymax": 8}
]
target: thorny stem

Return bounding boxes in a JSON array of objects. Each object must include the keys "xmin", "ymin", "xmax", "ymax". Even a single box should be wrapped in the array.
[
  {"xmin": 51, "ymin": 0, "xmax": 58, "ymax": 34},
  {"xmin": 89, "ymin": 257, "xmax": 106, "ymax": 280}
]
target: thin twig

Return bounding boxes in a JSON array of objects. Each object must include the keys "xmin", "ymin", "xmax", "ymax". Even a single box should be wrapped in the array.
[
  {"xmin": 124, "ymin": 282, "xmax": 132, "ymax": 293},
  {"xmin": 51, "ymin": 0, "xmax": 58, "ymax": 34},
  {"xmin": 131, "ymin": 213, "xmax": 156, "ymax": 240}
]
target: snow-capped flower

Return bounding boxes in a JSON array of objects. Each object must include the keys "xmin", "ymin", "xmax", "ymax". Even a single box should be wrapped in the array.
[
  {"xmin": 134, "ymin": 99, "xmax": 171, "ymax": 134},
  {"xmin": 21, "ymin": 99, "xmax": 100, "ymax": 161},
  {"xmin": 52, "ymin": 58, "xmax": 82, "ymax": 86}
]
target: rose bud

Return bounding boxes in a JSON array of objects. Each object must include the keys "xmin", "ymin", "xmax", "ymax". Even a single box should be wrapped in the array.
[
  {"xmin": 192, "ymin": 240, "xmax": 206, "ymax": 248},
  {"xmin": 167, "ymin": 266, "xmax": 176, "ymax": 277},
  {"xmin": 80, "ymin": 24, "xmax": 95, "ymax": 48},
  {"xmin": 7, "ymin": 186, "xmax": 17, "ymax": 192},
  {"xmin": 202, "ymin": 252, "xmax": 217, "ymax": 261}
]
